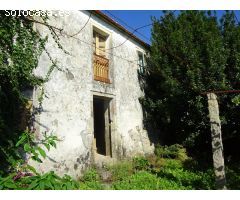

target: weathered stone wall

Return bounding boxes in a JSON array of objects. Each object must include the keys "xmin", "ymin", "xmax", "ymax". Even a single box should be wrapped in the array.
[{"xmin": 30, "ymin": 11, "xmax": 154, "ymax": 178}]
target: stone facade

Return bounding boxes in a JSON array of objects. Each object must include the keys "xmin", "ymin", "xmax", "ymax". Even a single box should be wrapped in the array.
[{"xmin": 29, "ymin": 10, "xmax": 154, "ymax": 178}]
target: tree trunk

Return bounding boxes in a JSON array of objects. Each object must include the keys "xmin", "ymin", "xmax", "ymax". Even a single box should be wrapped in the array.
[{"xmin": 207, "ymin": 93, "xmax": 227, "ymax": 189}]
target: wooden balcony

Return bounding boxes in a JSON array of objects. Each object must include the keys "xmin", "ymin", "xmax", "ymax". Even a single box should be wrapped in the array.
[{"xmin": 93, "ymin": 54, "xmax": 110, "ymax": 83}]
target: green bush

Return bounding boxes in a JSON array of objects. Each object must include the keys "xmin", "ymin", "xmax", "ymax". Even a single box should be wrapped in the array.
[
  {"xmin": 78, "ymin": 181, "xmax": 103, "ymax": 190},
  {"xmin": 226, "ymin": 166, "xmax": 240, "ymax": 190},
  {"xmin": 133, "ymin": 157, "xmax": 150, "ymax": 171},
  {"xmin": 0, "ymin": 171, "xmax": 80, "ymax": 190},
  {"xmin": 156, "ymin": 168, "xmax": 214, "ymax": 189},
  {"xmin": 146, "ymin": 155, "xmax": 165, "ymax": 170},
  {"xmin": 183, "ymin": 158, "xmax": 199, "ymax": 171},
  {"xmin": 26, "ymin": 172, "xmax": 80, "ymax": 190},
  {"xmin": 162, "ymin": 159, "xmax": 183, "ymax": 169},
  {"xmin": 0, "ymin": 169, "xmax": 105, "ymax": 190},
  {"xmin": 150, "ymin": 148, "xmax": 214, "ymax": 190},
  {"xmin": 111, "ymin": 171, "xmax": 186, "ymax": 190},
  {"xmin": 79, "ymin": 169, "xmax": 103, "ymax": 190},
  {"xmin": 155, "ymin": 144, "xmax": 188, "ymax": 161},
  {"xmin": 108, "ymin": 161, "xmax": 133, "ymax": 181},
  {"xmin": 81, "ymin": 168, "xmax": 99, "ymax": 182},
  {"xmin": 198, "ymin": 170, "xmax": 215, "ymax": 189}
]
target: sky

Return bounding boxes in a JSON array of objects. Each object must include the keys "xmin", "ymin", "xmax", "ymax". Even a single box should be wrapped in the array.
[{"xmin": 101, "ymin": 10, "xmax": 240, "ymax": 44}]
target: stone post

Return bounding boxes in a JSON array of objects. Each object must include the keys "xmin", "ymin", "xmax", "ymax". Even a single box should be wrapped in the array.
[{"xmin": 207, "ymin": 93, "xmax": 227, "ymax": 189}]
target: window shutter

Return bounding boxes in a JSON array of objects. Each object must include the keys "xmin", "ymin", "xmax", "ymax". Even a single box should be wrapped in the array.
[
  {"xmin": 99, "ymin": 36, "xmax": 106, "ymax": 57},
  {"xmin": 93, "ymin": 30, "xmax": 107, "ymax": 57}
]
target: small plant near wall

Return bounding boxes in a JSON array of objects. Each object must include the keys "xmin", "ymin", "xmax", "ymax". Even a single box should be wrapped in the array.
[
  {"xmin": 15, "ymin": 131, "xmax": 59, "ymax": 163},
  {"xmin": 0, "ymin": 129, "xmax": 65, "ymax": 189}
]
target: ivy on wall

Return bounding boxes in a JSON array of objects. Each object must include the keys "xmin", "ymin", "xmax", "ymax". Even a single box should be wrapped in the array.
[{"xmin": 0, "ymin": 10, "xmax": 65, "ymax": 174}]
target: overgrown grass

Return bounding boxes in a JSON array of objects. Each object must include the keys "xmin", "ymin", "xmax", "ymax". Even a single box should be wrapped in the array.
[
  {"xmin": 108, "ymin": 161, "xmax": 134, "ymax": 181},
  {"xmin": 79, "ymin": 168, "xmax": 103, "ymax": 190},
  {"xmin": 1, "ymin": 144, "xmax": 239, "ymax": 190},
  {"xmin": 111, "ymin": 171, "xmax": 187, "ymax": 190},
  {"xmin": 98, "ymin": 144, "xmax": 216, "ymax": 190}
]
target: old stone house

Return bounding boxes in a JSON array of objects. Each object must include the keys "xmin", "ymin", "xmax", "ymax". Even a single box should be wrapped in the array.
[{"xmin": 29, "ymin": 10, "xmax": 154, "ymax": 178}]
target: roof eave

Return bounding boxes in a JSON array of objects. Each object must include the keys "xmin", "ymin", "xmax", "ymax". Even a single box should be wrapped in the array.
[{"xmin": 90, "ymin": 10, "xmax": 150, "ymax": 50}]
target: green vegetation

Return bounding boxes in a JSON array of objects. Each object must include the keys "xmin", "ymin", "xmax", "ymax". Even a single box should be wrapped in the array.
[
  {"xmin": 108, "ymin": 145, "xmax": 238, "ymax": 190},
  {"xmin": 0, "ymin": 129, "xmax": 75, "ymax": 190},
  {"xmin": 0, "ymin": 171, "xmax": 79, "ymax": 190},
  {"xmin": 111, "ymin": 171, "xmax": 187, "ymax": 190},
  {"xmin": 1, "ymin": 10, "xmax": 240, "ymax": 190},
  {"xmin": 140, "ymin": 11, "xmax": 240, "ymax": 165},
  {"xmin": 0, "ymin": 11, "xmax": 46, "ymax": 173},
  {"xmin": 0, "ymin": 10, "xmax": 64, "ymax": 174},
  {"xmin": 1, "ymin": 143, "xmax": 240, "ymax": 190},
  {"xmin": 108, "ymin": 161, "xmax": 134, "ymax": 181},
  {"xmin": 79, "ymin": 168, "xmax": 103, "ymax": 190}
]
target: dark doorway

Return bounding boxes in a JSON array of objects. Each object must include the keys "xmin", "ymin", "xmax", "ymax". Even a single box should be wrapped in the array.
[{"xmin": 93, "ymin": 96, "xmax": 112, "ymax": 156}]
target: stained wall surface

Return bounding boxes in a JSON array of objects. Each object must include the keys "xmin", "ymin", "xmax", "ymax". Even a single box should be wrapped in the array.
[{"xmin": 30, "ymin": 11, "xmax": 154, "ymax": 178}]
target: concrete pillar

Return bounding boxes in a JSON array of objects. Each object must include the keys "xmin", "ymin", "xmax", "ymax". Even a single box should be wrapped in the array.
[{"xmin": 207, "ymin": 93, "xmax": 227, "ymax": 189}]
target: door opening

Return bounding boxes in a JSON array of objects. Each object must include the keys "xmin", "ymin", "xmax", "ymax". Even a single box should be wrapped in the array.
[{"xmin": 93, "ymin": 96, "xmax": 112, "ymax": 156}]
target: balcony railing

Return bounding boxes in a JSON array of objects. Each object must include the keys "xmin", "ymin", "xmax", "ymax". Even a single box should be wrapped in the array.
[{"xmin": 93, "ymin": 54, "xmax": 110, "ymax": 83}]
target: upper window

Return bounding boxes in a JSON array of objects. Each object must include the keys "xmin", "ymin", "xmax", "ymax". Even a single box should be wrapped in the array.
[
  {"xmin": 93, "ymin": 30, "xmax": 108, "ymax": 58},
  {"xmin": 92, "ymin": 27, "xmax": 110, "ymax": 83}
]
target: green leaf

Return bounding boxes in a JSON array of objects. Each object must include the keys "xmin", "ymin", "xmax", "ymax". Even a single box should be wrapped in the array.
[
  {"xmin": 66, "ymin": 182, "xmax": 72, "ymax": 189},
  {"xmin": 16, "ymin": 134, "xmax": 27, "ymax": 147},
  {"xmin": 50, "ymin": 140, "xmax": 56, "ymax": 148},
  {"xmin": 3, "ymin": 182, "xmax": 18, "ymax": 189},
  {"xmin": 43, "ymin": 143, "xmax": 50, "ymax": 151},
  {"xmin": 26, "ymin": 164, "xmax": 40, "ymax": 175},
  {"xmin": 44, "ymin": 180, "xmax": 54, "ymax": 189},
  {"xmin": 28, "ymin": 180, "xmax": 39, "ymax": 190},
  {"xmin": 0, "ymin": 173, "xmax": 15, "ymax": 183},
  {"xmin": 24, "ymin": 143, "xmax": 31, "ymax": 152},
  {"xmin": 39, "ymin": 181, "xmax": 45, "ymax": 190},
  {"xmin": 37, "ymin": 147, "xmax": 46, "ymax": 158},
  {"xmin": 31, "ymin": 155, "xmax": 42, "ymax": 163}
]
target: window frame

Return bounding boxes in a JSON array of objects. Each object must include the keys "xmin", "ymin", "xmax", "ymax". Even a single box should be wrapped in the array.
[{"xmin": 92, "ymin": 26, "xmax": 109, "ymax": 58}]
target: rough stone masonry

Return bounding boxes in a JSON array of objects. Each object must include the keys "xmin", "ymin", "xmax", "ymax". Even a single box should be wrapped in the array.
[{"xmin": 28, "ymin": 11, "xmax": 154, "ymax": 178}]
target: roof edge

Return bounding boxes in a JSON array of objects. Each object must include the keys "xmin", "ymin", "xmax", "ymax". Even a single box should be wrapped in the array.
[{"xmin": 90, "ymin": 10, "xmax": 150, "ymax": 50}]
